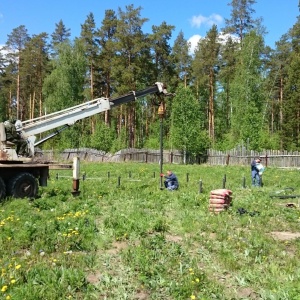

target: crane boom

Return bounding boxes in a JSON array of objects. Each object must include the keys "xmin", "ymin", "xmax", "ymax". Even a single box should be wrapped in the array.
[
  {"xmin": 0, "ymin": 82, "xmax": 169, "ymax": 160},
  {"xmin": 0, "ymin": 82, "xmax": 171, "ymax": 200},
  {"xmin": 21, "ymin": 82, "xmax": 167, "ymax": 138},
  {"xmin": 21, "ymin": 98, "xmax": 111, "ymax": 137}
]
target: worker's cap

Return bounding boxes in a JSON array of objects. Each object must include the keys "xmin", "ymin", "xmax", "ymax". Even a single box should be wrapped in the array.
[{"xmin": 15, "ymin": 120, "xmax": 23, "ymax": 131}]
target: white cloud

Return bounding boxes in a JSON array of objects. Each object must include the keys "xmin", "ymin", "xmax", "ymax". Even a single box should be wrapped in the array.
[
  {"xmin": 188, "ymin": 34, "xmax": 202, "ymax": 54},
  {"xmin": 0, "ymin": 45, "xmax": 5, "ymax": 56},
  {"xmin": 187, "ymin": 32, "xmax": 239, "ymax": 55},
  {"xmin": 190, "ymin": 13, "xmax": 223, "ymax": 28},
  {"xmin": 218, "ymin": 32, "xmax": 240, "ymax": 44}
]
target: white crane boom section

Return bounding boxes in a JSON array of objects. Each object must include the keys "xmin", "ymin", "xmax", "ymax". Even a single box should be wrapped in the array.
[{"xmin": 21, "ymin": 97, "xmax": 111, "ymax": 137}]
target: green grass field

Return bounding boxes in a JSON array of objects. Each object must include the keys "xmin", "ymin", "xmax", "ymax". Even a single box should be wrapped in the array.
[{"xmin": 1, "ymin": 162, "xmax": 300, "ymax": 300}]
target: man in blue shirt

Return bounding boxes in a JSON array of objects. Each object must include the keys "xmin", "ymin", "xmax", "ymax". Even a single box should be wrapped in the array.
[
  {"xmin": 164, "ymin": 170, "xmax": 179, "ymax": 191},
  {"xmin": 251, "ymin": 158, "xmax": 263, "ymax": 187}
]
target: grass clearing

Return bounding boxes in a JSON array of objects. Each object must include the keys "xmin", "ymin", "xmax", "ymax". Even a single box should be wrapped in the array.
[{"xmin": 1, "ymin": 162, "xmax": 300, "ymax": 299}]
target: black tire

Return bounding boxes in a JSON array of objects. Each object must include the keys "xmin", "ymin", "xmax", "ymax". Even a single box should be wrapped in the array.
[
  {"xmin": 0, "ymin": 177, "xmax": 6, "ymax": 200},
  {"xmin": 8, "ymin": 172, "xmax": 38, "ymax": 199}
]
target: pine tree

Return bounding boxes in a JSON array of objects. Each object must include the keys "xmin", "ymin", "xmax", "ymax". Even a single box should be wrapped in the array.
[
  {"xmin": 171, "ymin": 31, "xmax": 192, "ymax": 88},
  {"xmin": 51, "ymin": 20, "xmax": 71, "ymax": 56},
  {"xmin": 149, "ymin": 21, "xmax": 175, "ymax": 83},
  {"xmin": 96, "ymin": 9, "xmax": 118, "ymax": 126},
  {"xmin": 146, "ymin": 22, "xmax": 175, "ymax": 144},
  {"xmin": 5, "ymin": 25, "xmax": 30, "ymax": 119},
  {"xmin": 113, "ymin": 4, "xmax": 149, "ymax": 148},
  {"xmin": 80, "ymin": 12, "xmax": 98, "ymax": 100},
  {"xmin": 218, "ymin": 36, "xmax": 238, "ymax": 138},
  {"xmin": 223, "ymin": 0, "xmax": 259, "ymax": 42},
  {"xmin": 281, "ymin": 17, "xmax": 300, "ymax": 149},
  {"xmin": 0, "ymin": 50, "xmax": 8, "ymax": 120},
  {"xmin": 20, "ymin": 33, "xmax": 49, "ymax": 120},
  {"xmin": 80, "ymin": 12, "xmax": 99, "ymax": 135},
  {"xmin": 192, "ymin": 25, "xmax": 220, "ymax": 143}
]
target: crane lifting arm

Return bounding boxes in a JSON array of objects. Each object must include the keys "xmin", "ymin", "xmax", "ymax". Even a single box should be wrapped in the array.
[
  {"xmin": 21, "ymin": 82, "xmax": 168, "ymax": 138},
  {"xmin": 0, "ymin": 82, "xmax": 170, "ymax": 200},
  {"xmin": 0, "ymin": 82, "xmax": 169, "ymax": 158},
  {"xmin": 111, "ymin": 83, "xmax": 168, "ymax": 106}
]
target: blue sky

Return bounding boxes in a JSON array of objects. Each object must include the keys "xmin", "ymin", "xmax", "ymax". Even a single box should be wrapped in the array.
[{"xmin": 0, "ymin": 0, "xmax": 299, "ymax": 52}]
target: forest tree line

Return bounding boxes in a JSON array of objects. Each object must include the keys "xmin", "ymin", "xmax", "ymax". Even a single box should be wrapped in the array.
[{"xmin": 0, "ymin": 0, "xmax": 300, "ymax": 156}]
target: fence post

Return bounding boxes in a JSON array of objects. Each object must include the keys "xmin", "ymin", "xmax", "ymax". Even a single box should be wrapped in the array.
[
  {"xmin": 72, "ymin": 156, "xmax": 81, "ymax": 196},
  {"xmin": 199, "ymin": 180, "xmax": 203, "ymax": 193},
  {"xmin": 226, "ymin": 154, "xmax": 230, "ymax": 165}
]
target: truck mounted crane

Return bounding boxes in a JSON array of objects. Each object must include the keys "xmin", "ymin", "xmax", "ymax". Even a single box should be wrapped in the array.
[{"xmin": 0, "ymin": 82, "xmax": 169, "ymax": 200}]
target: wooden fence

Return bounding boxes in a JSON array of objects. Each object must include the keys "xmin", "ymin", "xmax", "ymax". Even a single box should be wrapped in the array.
[
  {"xmin": 39, "ymin": 148, "xmax": 300, "ymax": 168},
  {"xmin": 207, "ymin": 148, "xmax": 300, "ymax": 168}
]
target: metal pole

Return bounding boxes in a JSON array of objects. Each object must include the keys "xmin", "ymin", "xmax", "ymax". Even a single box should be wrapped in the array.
[
  {"xmin": 158, "ymin": 102, "xmax": 165, "ymax": 190},
  {"xmin": 160, "ymin": 117, "xmax": 164, "ymax": 189},
  {"xmin": 72, "ymin": 156, "xmax": 81, "ymax": 196}
]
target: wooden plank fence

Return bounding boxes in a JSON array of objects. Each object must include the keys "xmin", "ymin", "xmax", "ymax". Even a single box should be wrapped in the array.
[{"xmin": 39, "ymin": 148, "xmax": 300, "ymax": 168}]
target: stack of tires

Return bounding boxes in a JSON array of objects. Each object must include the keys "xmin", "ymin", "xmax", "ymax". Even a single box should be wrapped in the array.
[{"xmin": 209, "ymin": 189, "xmax": 233, "ymax": 213}]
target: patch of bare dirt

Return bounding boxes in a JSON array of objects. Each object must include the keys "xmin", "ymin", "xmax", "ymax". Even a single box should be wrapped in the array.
[
  {"xmin": 106, "ymin": 240, "xmax": 129, "ymax": 254},
  {"xmin": 165, "ymin": 234, "xmax": 183, "ymax": 243},
  {"xmin": 270, "ymin": 231, "xmax": 300, "ymax": 241},
  {"xmin": 199, "ymin": 231, "xmax": 217, "ymax": 239},
  {"xmin": 86, "ymin": 272, "xmax": 101, "ymax": 284},
  {"xmin": 236, "ymin": 287, "xmax": 260, "ymax": 299},
  {"xmin": 134, "ymin": 289, "xmax": 150, "ymax": 300}
]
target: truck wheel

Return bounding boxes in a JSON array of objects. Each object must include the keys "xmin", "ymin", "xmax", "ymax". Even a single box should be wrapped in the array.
[
  {"xmin": 0, "ymin": 177, "xmax": 6, "ymax": 200},
  {"xmin": 8, "ymin": 173, "xmax": 39, "ymax": 199}
]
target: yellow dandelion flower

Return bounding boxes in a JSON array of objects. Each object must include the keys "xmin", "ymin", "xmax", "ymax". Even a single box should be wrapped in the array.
[
  {"xmin": 1, "ymin": 285, "xmax": 8, "ymax": 292},
  {"xmin": 6, "ymin": 295, "xmax": 11, "ymax": 300},
  {"xmin": 190, "ymin": 295, "xmax": 196, "ymax": 300},
  {"xmin": 15, "ymin": 264, "xmax": 21, "ymax": 270},
  {"xmin": 10, "ymin": 279, "xmax": 16, "ymax": 284}
]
